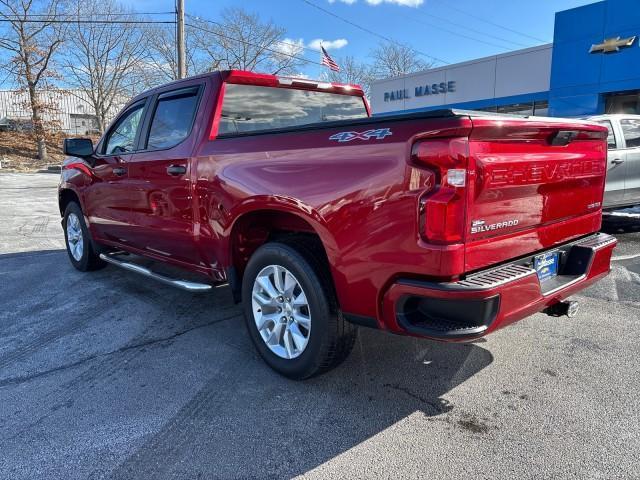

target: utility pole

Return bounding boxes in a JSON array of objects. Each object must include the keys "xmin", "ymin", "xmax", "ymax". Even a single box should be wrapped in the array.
[{"xmin": 177, "ymin": 0, "xmax": 186, "ymax": 79}]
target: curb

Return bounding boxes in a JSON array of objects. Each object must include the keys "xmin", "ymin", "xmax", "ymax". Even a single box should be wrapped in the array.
[{"xmin": 37, "ymin": 165, "xmax": 62, "ymax": 174}]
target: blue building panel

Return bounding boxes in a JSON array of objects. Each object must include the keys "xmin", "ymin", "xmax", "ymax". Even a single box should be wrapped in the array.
[
  {"xmin": 549, "ymin": 94, "xmax": 604, "ymax": 117},
  {"xmin": 604, "ymin": 0, "xmax": 640, "ymax": 33},
  {"xmin": 553, "ymin": 1, "xmax": 606, "ymax": 43},
  {"xmin": 550, "ymin": 0, "xmax": 640, "ymax": 116},
  {"xmin": 549, "ymin": 39, "xmax": 604, "ymax": 90}
]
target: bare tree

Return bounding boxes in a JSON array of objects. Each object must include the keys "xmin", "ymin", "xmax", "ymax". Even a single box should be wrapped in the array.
[
  {"xmin": 0, "ymin": 27, "xmax": 12, "ymax": 87},
  {"xmin": 370, "ymin": 42, "xmax": 433, "ymax": 79},
  {"xmin": 326, "ymin": 56, "xmax": 374, "ymax": 97},
  {"xmin": 0, "ymin": 0, "xmax": 65, "ymax": 160},
  {"xmin": 143, "ymin": 23, "xmax": 203, "ymax": 86},
  {"xmin": 63, "ymin": 0, "xmax": 149, "ymax": 133},
  {"xmin": 189, "ymin": 8, "xmax": 303, "ymax": 74}
]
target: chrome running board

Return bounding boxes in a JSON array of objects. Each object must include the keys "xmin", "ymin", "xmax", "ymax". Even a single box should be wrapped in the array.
[{"xmin": 99, "ymin": 253, "xmax": 213, "ymax": 292}]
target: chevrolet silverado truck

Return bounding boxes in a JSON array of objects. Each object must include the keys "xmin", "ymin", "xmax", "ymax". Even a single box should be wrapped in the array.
[
  {"xmin": 59, "ymin": 70, "xmax": 617, "ymax": 379},
  {"xmin": 583, "ymin": 114, "xmax": 640, "ymax": 209}
]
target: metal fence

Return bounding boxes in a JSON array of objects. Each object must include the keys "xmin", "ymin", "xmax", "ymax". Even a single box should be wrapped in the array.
[{"xmin": 0, "ymin": 89, "xmax": 125, "ymax": 135}]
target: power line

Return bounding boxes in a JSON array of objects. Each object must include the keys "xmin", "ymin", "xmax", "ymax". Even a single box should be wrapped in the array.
[
  {"xmin": 186, "ymin": 14, "xmax": 323, "ymax": 56},
  {"xmin": 0, "ymin": 12, "xmax": 175, "ymax": 18},
  {"xmin": 1, "ymin": 10, "xmax": 327, "ymax": 69},
  {"xmin": 0, "ymin": 18, "xmax": 176, "ymax": 24},
  {"xmin": 399, "ymin": 12, "xmax": 514, "ymax": 52},
  {"xmin": 410, "ymin": 10, "xmax": 533, "ymax": 49},
  {"xmin": 435, "ymin": 2, "xmax": 549, "ymax": 44},
  {"xmin": 186, "ymin": 22, "xmax": 325, "ymax": 68},
  {"xmin": 298, "ymin": 0, "xmax": 450, "ymax": 65}
]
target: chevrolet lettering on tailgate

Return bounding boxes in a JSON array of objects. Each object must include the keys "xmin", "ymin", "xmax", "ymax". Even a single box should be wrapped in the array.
[{"xmin": 486, "ymin": 160, "xmax": 605, "ymax": 186}]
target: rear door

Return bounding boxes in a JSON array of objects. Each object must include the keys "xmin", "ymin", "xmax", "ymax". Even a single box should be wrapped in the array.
[
  {"xmin": 594, "ymin": 119, "xmax": 626, "ymax": 206},
  {"xmin": 620, "ymin": 117, "xmax": 640, "ymax": 204},
  {"xmin": 125, "ymin": 83, "xmax": 205, "ymax": 266}
]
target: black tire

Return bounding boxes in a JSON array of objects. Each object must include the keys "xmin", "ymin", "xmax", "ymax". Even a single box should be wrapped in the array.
[
  {"xmin": 242, "ymin": 239, "xmax": 357, "ymax": 380},
  {"xmin": 63, "ymin": 202, "xmax": 106, "ymax": 272}
]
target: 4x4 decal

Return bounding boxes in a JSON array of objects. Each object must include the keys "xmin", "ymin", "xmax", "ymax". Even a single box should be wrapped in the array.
[{"xmin": 329, "ymin": 128, "xmax": 392, "ymax": 142}]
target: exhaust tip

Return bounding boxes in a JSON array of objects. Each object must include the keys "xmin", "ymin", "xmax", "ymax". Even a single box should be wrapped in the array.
[
  {"xmin": 544, "ymin": 300, "xmax": 579, "ymax": 318},
  {"xmin": 566, "ymin": 301, "xmax": 579, "ymax": 318}
]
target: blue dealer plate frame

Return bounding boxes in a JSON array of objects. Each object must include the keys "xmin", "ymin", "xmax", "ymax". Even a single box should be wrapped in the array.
[{"xmin": 534, "ymin": 251, "xmax": 560, "ymax": 282}]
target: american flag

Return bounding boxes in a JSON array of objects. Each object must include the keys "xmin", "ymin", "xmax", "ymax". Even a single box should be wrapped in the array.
[{"xmin": 320, "ymin": 45, "xmax": 340, "ymax": 72}]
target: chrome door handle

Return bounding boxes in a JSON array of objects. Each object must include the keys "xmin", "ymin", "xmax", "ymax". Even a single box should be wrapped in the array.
[
  {"xmin": 113, "ymin": 167, "xmax": 127, "ymax": 176},
  {"xmin": 611, "ymin": 158, "xmax": 624, "ymax": 165}
]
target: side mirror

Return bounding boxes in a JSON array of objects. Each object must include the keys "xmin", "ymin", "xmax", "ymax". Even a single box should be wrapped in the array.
[{"xmin": 63, "ymin": 138, "xmax": 94, "ymax": 158}]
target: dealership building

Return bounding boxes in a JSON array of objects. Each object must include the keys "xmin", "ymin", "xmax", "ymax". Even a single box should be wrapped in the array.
[{"xmin": 371, "ymin": 0, "xmax": 640, "ymax": 118}]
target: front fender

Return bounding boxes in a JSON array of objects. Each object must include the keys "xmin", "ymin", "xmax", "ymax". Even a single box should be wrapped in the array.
[{"xmin": 58, "ymin": 157, "xmax": 94, "ymax": 215}]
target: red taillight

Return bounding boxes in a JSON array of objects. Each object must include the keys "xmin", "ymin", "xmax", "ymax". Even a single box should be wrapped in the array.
[{"xmin": 412, "ymin": 137, "xmax": 469, "ymax": 244}]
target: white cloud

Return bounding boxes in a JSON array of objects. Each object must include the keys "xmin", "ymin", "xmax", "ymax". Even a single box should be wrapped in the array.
[
  {"xmin": 308, "ymin": 38, "xmax": 349, "ymax": 50},
  {"xmin": 275, "ymin": 38, "xmax": 305, "ymax": 56},
  {"xmin": 329, "ymin": 0, "xmax": 423, "ymax": 6}
]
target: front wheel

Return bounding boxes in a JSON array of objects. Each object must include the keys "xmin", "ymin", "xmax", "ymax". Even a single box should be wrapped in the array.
[
  {"xmin": 242, "ymin": 240, "xmax": 357, "ymax": 380},
  {"xmin": 63, "ymin": 202, "xmax": 105, "ymax": 272}
]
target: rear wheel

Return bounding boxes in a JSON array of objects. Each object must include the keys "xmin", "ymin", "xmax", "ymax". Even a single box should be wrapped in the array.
[
  {"xmin": 242, "ymin": 240, "xmax": 357, "ymax": 379},
  {"xmin": 63, "ymin": 202, "xmax": 105, "ymax": 272}
]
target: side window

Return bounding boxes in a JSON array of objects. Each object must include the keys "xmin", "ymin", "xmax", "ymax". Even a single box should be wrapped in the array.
[
  {"xmin": 145, "ymin": 87, "xmax": 200, "ymax": 150},
  {"xmin": 596, "ymin": 120, "xmax": 617, "ymax": 149},
  {"xmin": 620, "ymin": 118, "xmax": 640, "ymax": 148},
  {"xmin": 104, "ymin": 103, "xmax": 145, "ymax": 155}
]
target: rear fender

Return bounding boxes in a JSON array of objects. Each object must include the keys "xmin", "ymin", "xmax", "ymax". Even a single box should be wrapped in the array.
[{"xmin": 225, "ymin": 196, "xmax": 341, "ymax": 299}]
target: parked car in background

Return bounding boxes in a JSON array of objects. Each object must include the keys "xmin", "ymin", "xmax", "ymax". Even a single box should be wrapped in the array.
[
  {"xmin": 584, "ymin": 114, "xmax": 640, "ymax": 209},
  {"xmin": 0, "ymin": 116, "xmax": 33, "ymax": 132},
  {"xmin": 58, "ymin": 70, "xmax": 616, "ymax": 379}
]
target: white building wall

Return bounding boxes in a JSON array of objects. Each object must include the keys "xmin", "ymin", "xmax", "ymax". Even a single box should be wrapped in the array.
[
  {"xmin": 370, "ymin": 44, "xmax": 553, "ymax": 114},
  {"xmin": 494, "ymin": 46, "xmax": 552, "ymax": 98},
  {"xmin": 0, "ymin": 89, "xmax": 125, "ymax": 134}
]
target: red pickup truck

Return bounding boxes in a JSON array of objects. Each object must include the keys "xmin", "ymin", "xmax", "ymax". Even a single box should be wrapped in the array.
[{"xmin": 59, "ymin": 70, "xmax": 616, "ymax": 379}]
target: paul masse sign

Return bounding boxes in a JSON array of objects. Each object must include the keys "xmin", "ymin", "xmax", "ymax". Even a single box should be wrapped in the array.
[{"xmin": 384, "ymin": 81, "xmax": 456, "ymax": 102}]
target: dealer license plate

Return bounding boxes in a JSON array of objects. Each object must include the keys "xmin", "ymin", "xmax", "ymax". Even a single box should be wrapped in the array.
[{"xmin": 534, "ymin": 251, "xmax": 559, "ymax": 282}]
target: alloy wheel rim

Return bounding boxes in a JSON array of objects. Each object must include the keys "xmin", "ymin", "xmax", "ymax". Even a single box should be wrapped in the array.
[
  {"xmin": 66, "ymin": 213, "xmax": 84, "ymax": 261},
  {"xmin": 251, "ymin": 264, "xmax": 311, "ymax": 359}
]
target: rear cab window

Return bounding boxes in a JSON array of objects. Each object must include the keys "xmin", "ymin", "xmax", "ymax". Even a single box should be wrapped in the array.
[
  {"xmin": 218, "ymin": 84, "xmax": 368, "ymax": 135},
  {"xmin": 145, "ymin": 87, "xmax": 201, "ymax": 150},
  {"xmin": 620, "ymin": 118, "xmax": 640, "ymax": 148}
]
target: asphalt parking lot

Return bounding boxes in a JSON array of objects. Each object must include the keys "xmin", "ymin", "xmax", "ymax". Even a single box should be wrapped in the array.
[{"xmin": 1, "ymin": 172, "xmax": 639, "ymax": 479}]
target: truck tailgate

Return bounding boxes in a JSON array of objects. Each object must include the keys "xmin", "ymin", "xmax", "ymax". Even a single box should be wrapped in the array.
[{"xmin": 464, "ymin": 116, "xmax": 608, "ymax": 272}]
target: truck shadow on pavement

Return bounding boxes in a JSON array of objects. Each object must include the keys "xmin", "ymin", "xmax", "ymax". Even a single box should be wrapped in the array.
[
  {"xmin": 0, "ymin": 250, "xmax": 493, "ymax": 480},
  {"xmin": 110, "ymin": 328, "xmax": 493, "ymax": 479}
]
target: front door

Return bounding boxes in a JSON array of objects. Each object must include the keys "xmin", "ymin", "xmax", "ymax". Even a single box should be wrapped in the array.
[
  {"xmin": 126, "ymin": 85, "xmax": 204, "ymax": 267},
  {"xmin": 83, "ymin": 100, "xmax": 147, "ymax": 244}
]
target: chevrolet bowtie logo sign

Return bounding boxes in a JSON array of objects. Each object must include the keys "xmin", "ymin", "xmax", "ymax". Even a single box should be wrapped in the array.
[{"xmin": 589, "ymin": 36, "xmax": 636, "ymax": 53}]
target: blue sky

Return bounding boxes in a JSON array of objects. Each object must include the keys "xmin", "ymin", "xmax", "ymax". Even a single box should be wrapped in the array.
[{"xmin": 125, "ymin": 0, "xmax": 597, "ymax": 78}]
